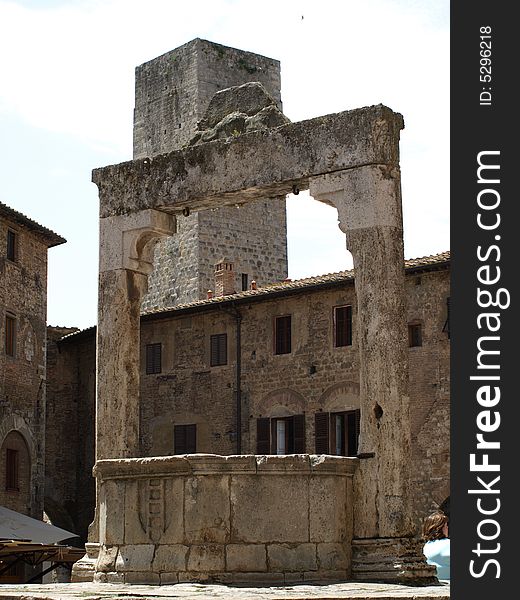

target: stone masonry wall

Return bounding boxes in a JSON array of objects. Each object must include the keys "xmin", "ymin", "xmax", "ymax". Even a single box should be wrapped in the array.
[
  {"xmin": 48, "ymin": 265, "xmax": 450, "ymax": 539},
  {"xmin": 45, "ymin": 328, "xmax": 96, "ymax": 543},
  {"xmin": 406, "ymin": 271, "xmax": 451, "ymax": 524},
  {"xmin": 93, "ymin": 454, "xmax": 356, "ymax": 584},
  {"xmin": 0, "ymin": 215, "xmax": 49, "ymax": 519},
  {"xmin": 133, "ymin": 38, "xmax": 282, "ymax": 158},
  {"xmin": 135, "ymin": 39, "xmax": 288, "ymax": 312}
]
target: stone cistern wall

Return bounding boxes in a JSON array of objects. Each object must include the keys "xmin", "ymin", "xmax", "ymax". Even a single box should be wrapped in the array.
[{"xmin": 93, "ymin": 454, "xmax": 358, "ymax": 584}]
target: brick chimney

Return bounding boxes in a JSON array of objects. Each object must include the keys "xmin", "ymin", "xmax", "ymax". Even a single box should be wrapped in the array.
[{"xmin": 214, "ymin": 259, "xmax": 235, "ymax": 297}]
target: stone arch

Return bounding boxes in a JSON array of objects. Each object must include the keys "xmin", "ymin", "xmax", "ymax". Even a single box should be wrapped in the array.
[
  {"xmin": 255, "ymin": 388, "xmax": 306, "ymax": 419},
  {"xmin": 319, "ymin": 381, "xmax": 359, "ymax": 413},
  {"xmin": 0, "ymin": 428, "xmax": 32, "ymax": 514},
  {"xmin": 0, "ymin": 414, "xmax": 37, "ymax": 470}
]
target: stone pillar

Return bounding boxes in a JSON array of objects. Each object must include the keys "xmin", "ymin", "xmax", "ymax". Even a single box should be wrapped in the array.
[
  {"xmin": 310, "ymin": 168, "xmax": 436, "ymax": 583},
  {"xmin": 72, "ymin": 210, "xmax": 176, "ymax": 583},
  {"xmin": 96, "ymin": 209, "xmax": 176, "ymax": 460}
]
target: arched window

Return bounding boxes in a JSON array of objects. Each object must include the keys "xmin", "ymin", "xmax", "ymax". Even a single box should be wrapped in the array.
[{"xmin": 0, "ymin": 431, "xmax": 31, "ymax": 514}]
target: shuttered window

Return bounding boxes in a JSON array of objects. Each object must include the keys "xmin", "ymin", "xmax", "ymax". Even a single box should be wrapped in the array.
[
  {"xmin": 408, "ymin": 323, "xmax": 422, "ymax": 347},
  {"xmin": 315, "ymin": 412, "xmax": 330, "ymax": 454},
  {"xmin": 241, "ymin": 273, "xmax": 249, "ymax": 291},
  {"xmin": 5, "ymin": 448, "xmax": 19, "ymax": 491},
  {"xmin": 442, "ymin": 297, "xmax": 451, "ymax": 339},
  {"xmin": 315, "ymin": 410, "xmax": 360, "ymax": 456},
  {"xmin": 7, "ymin": 230, "xmax": 17, "ymax": 262},
  {"xmin": 274, "ymin": 315, "xmax": 291, "ymax": 355},
  {"xmin": 145, "ymin": 343, "xmax": 162, "ymax": 374},
  {"xmin": 5, "ymin": 315, "xmax": 16, "ymax": 357},
  {"xmin": 334, "ymin": 305, "xmax": 352, "ymax": 347},
  {"xmin": 256, "ymin": 418, "xmax": 271, "ymax": 454},
  {"xmin": 174, "ymin": 424, "xmax": 197, "ymax": 454},
  {"xmin": 210, "ymin": 333, "xmax": 227, "ymax": 366},
  {"xmin": 256, "ymin": 414, "xmax": 305, "ymax": 454}
]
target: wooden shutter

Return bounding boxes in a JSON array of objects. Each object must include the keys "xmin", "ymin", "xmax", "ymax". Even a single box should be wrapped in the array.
[
  {"xmin": 334, "ymin": 305, "xmax": 352, "ymax": 347},
  {"xmin": 146, "ymin": 343, "xmax": 162, "ymax": 374},
  {"xmin": 5, "ymin": 315, "xmax": 15, "ymax": 357},
  {"xmin": 315, "ymin": 412, "xmax": 330, "ymax": 454},
  {"xmin": 346, "ymin": 410, "xmax": 361, "ymax": 456},
  {"xmin": 443, "ymin": 297, "xmax": 451, "ymax": 339},
  {"xmin": 408, "ymin": 323, "xmax": 422, "ymax": 347},
  {"xmin": 292, "ymin": 414, "xmax": 306, "ymax": 453},
  {"xmin": 185, "ymin": 424, "xmax": 197, "ymax": 454},
  {"xmin": 7, "ymin": 230, "xmax": 16, "ymax": 262},
  {"xmin": 275, "ymin": 316, "xmax": 291, "ymax": 354},
  {"xmin": 210, "ymin": 333, "xmax": 227, "ymax": 366},
  {"xmin": 256, "ymin": 418, "xmax": 270, "ymax": 454},
  {"xmin": 174, "ymin": 424, "xmax": 197, "ymax": 454},
  {"xmin": 174, "ymin": 425, "xmax": 186, "ymax": 454}
]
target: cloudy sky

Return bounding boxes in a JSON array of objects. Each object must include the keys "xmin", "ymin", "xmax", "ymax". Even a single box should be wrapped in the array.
[{"xmin": 0, "ymin": 0, "xmax": 449, "ymax": 329}]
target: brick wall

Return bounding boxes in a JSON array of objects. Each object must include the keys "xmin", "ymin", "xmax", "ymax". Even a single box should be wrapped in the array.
[
  {"xmin": 49, "ymin": 265, "xmax": 450, "ymax": 536},
  {"xmin": 0, "ymin": 215, "xmax": 50, "ymax": 519},
  {"xmin": 45, "ymin": 327, "xmax": 96, "ymax": 542}
]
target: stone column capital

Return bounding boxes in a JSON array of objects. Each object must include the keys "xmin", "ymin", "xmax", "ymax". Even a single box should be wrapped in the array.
[
  {"xmin": 309, "ymin": 167, "xmax": 402, "ymax": 236},
  {"xmin": 99, "ymin": 209, "xmax": 176, "ymax": 275}
]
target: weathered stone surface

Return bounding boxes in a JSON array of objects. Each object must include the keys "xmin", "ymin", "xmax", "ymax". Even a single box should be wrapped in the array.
[
  {"xmin": 99, "ymin": 480, "xmax": 125, "ymax": 545},
  {"xmin": 351, "ymin": 537, "xmax": 437, "ymax": 584},
  {"xmin": 95, "ymin": 545, "xmax": 118, "ymax": 573},
  {"xmin": 0, "ymin": 580, "xmax": 451, "ymax": 598},
  {"xmin": 184, "ymin": 475, "xmax": 230, "ymax": 543},
  {"xmin": 152, "ymin": 544, "xmax": 189, "ymax": 572},
  {"xmin": 159, "ymin": 572, "xmax": 179, "ymax": 584},
  {"xmin": 93, "ymin": 105, "xmax": 403, "ymax": 218},
  {"xmin": 226, "ymin": 544, "xmax": 266, "ymax": 572},
  {"xmin": 116, "ymin": 544, "xmax": 155, "ymax": 572},
  {"xmin": 133, "ymin": 38, "xmax": 282, "ymax": 158},
  {"xmin": 0, "ymin": 203, "xmax": 64, "ymax": 523},
  {"xmin": 105, "ymin": 571, "xmax": 125, "ymax": 583},
  {"xmin": 310, "ymin": 476, "xmax": 348, "ymax": 543},
  {"xmin": 267, "ymin": 543, "xmax": 317, "ymax": 572},
  {"xmin": 189, "ymin": 83, "xmax": 289, "ymax": 145},
  {"xmin": 187, "ymin": 544, "xmax": 225, "ymax": 572},
  {"xmin": 317, "ymin": 543, "xmax": 349, "ymax": 571},
  {"xmin": 230, "ymin": 475, "xmax": 309, "ymax": 543},
  {"xmin": 124, "ymin": 571, "xmax": 161, "ymax": 584}
]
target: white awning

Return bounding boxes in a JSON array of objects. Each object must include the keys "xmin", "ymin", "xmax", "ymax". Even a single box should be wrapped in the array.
[{"xmin": 0, "ymin": 506, "xmax": 78, "ymax": 544}]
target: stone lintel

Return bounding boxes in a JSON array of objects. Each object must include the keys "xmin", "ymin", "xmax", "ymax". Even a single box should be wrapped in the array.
[
  {"xmin": 93, "ymin": 454, "xmax": 358, "ymax": 481},
  {"xmin": 93, "ymin": 105, "xmax": 404, "ymax": 218}
]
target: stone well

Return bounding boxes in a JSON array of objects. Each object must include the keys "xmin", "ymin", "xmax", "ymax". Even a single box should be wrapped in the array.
[{"xmin": 93, "ymin": 454, "xmax": 358, "ymax": 584}]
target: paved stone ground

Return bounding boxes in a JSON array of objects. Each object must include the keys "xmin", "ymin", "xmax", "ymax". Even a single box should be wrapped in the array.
[{"xmin": 0, "ymin": 581, "xmax": 449, "ymax": 600}]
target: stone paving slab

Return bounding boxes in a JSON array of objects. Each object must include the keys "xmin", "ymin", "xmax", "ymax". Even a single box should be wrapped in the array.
[{"xmin": 0, "ymin": 581, "xmax": 449, "ymax": 600}]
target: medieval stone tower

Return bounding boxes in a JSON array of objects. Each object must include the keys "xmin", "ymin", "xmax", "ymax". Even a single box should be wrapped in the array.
[{"xmin": 136, "ymin": 39, "xmax": 288, "ymax": 311}]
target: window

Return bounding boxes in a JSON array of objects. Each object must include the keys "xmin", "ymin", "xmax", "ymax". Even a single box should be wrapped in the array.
[
  {"xmin": 5, "ymin": 448, "xmax": 19, "ymax": 491},
  {"xmin": 174, "ymin": 424, "xmax": 197, "ymax": 454},
  {"xmin": 256, "ymin": 414, "xmax": 305, "ymax": 454},
  {"xmin": 210, "ymin": 333, "xmax": 227, "ymax": 366},
  {"xmin": 408, "ymin": 323, "xmax": 422, "ymax": 347},
  {"xmin": 145, "ymin": 343, "xmax": 162, "ymax": 374},
  {"xmin": 314, "ymin": 410, "xmax": 360, "ymax": 456},
  {"xmin": 334, "ymin": 305, "xmax": 352, "ymax": 347},
  {"xmin": 7, "ymin": 229, "xmax": 17, "ymax": 262},
  {"xmin": 241, "ymin": 273, "xmax": 249, "ymax": 291},
  {"xmin": 5, "ymin": 315, "xmax": 16, "ymax": 357},
  {"xmin": 442, "ymin": 297, "xmax": 451, "ymax": 339},
  {"xmin": 274, "ymin": 315, "xmax": 291, "ymax": 355}
]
